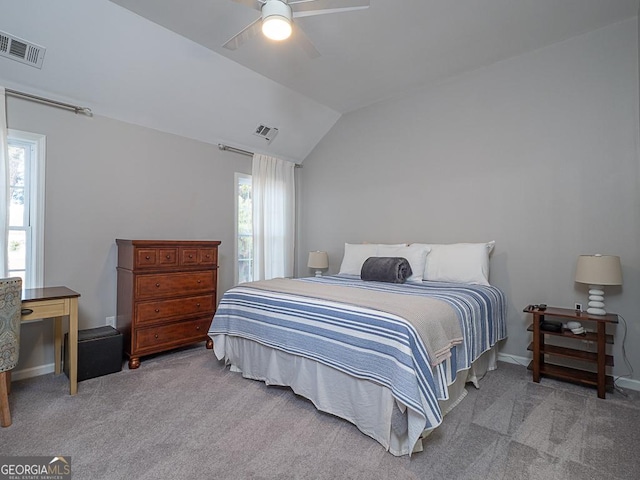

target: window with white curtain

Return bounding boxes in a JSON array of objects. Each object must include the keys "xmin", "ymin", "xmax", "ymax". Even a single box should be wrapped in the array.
[
  {"xmin": 235, "ymin": 172, "xmax": 253, "ymax": 284},
  {"xmin": 234, "ymin": 155, "xmax": 295, "ymax": 284},
  {"xmin": 7, "ymin": 130, "xmax": 45, "ymax": 288},
  {"xmin": 251, "ymin": 154, "xmax": 295, "ymax": 281}
]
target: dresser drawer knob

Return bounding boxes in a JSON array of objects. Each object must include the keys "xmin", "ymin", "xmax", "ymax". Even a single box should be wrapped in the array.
[
  {"xmin": 156, "ymin": 283, "xmax": 161, "ymax": 288},
  {"xmin": 196, "ymin": 325, "xmax": 200, "ymax": 330},
  {"xmin": 189, "ymin": 254, "xmax": 193, "ymax": 258},
  {"xmin": 197, "ymin": 280, "xmax": 201, "ymax": 284},
  {"xmin": 166, "ymin": 254, "xmax": 171, "ymax": 259},
  {"xmin": 145, "ymin": 255, "xmax": 151, "ymax": 260},
  {"xmin": 154, "ymin": 308, "xmax": 160, "ymax": 313},
  {"xmin": 196, "ymin": 303, "xmax": 201, "ymax": 308},
  {"xmin": 206, "ymin": 254, "xmax": 211, "ymax": 258},
  {"xmin": 154, "ymin": 334, "xmax": 159, "ymax": 339}
]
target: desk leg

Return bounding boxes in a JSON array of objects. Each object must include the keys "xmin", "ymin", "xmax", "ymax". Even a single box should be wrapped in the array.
[
  {"xmin": 68, "ymin": 297, "xmax": 78, "ymax": 396},
  {"xmin": 53, "ymin": 317, "xmax": 63, "ymax": 375}
]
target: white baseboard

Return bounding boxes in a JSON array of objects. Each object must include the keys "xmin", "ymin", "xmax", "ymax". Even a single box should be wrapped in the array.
[
  {"xmin": 12, "ymin": 363, "xmax": 55, "ymax": 381},
  {"xmin": 497, "ymin": 352, "xmax": 640, "ymax": 392},
  {"xmin": 610, "ymin": 376, "xmax": 640, "ymax": 392},
  {"xmin": 497, "ymin": 352, "xmax": 531, "ymax": 368}
]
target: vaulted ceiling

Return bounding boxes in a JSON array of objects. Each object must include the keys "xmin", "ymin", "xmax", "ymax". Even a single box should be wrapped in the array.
[{"xmin": 0, "ymin": 0, "xmax": 638, "ymax": 162}]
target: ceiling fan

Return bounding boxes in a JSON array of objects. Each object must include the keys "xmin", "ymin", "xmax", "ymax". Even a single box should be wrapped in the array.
[{"xmin": 223, "ymin": 0, "xmax": 370, "ymax": 58}]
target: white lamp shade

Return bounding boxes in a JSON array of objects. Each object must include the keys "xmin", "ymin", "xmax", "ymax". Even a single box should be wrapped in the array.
[
  {"xmin": 575, "ymin": 255, "xmax": 623, "ymax": 286},
  {"xmin": 308, "ymin": 251, "xmax": 329, "ymax": 269}
]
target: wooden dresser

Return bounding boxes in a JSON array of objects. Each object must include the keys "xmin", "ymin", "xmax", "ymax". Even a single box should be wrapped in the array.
[{"xmin": 116, "ymin": 239, "xmax": 221, "ymax": 369}]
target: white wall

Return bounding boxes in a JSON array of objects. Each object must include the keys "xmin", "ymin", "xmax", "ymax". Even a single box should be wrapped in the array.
[
  {"xmin": 8, "ymin": 97, "xmax": 250, "ymax": 375},
  {"xmin": 298, "ymin": 19, "xmax": 640, "ymax": 382}
]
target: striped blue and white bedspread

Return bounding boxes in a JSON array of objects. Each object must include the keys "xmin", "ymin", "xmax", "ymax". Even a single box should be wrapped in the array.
[{"xmin": 209, "ymin": 275, "xmax": 506, "ymax": 436}]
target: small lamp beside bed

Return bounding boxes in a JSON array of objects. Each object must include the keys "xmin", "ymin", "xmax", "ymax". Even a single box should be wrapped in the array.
[
  {"xmin": 575, "ymin": 254, "xmax": 622, "ymax": 315},
  {"xmin": 308, "ymin": 251, "xmax": 329, "ymax": 277}
]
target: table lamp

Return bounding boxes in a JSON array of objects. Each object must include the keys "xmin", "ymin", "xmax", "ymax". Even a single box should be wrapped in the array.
[
  {"xmin": 574, "ymin": 254, "xmax": 622, "ymax": 315},
  {"xmin": 308, "ymin": 251, "xmax": 328, "ymax": 277}
]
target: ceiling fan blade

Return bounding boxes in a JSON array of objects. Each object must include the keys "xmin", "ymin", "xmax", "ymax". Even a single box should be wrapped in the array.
[
  {"xmin": 290, "ymin": 0, "xmax": 369, "ymax": 18},
  {"xmin": 222, "ymin": 17, "xmax": 262, "ymax": 50},
  {"xmin": 230, "ymin": 0, "xmax": 264, "ymax": 11},
  {"xmin": 292, "ymin": 24, "xmax": 321, "ymax": 58}
]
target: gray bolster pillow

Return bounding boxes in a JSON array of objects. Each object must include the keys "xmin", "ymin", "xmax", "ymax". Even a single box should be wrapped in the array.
[{"xmin": 361, "ymin": 257, "xmax": 413, "ymax": 284}]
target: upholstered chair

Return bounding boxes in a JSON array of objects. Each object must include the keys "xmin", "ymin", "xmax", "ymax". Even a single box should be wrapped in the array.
[{"xmin": 0, "ymin": 277, "xmax": 22, "ymax": 427}]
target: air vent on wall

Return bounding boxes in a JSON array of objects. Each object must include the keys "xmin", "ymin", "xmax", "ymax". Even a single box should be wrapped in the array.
[
  {"xmin": 253, "ymin": 124, "xmax": 279, "ymax": 144},
  {"xmin": 0, "ymin": 31, "xmax": 46, "ymax": 69}
]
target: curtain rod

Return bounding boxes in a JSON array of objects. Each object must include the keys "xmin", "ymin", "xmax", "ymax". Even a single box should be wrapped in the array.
[
  {"xmin": 5, "ymin": 88, "xmax": 93, "ymax": 116},
  {"xmin": 218, "ymin": 143, "xmax": 302, "ymax": 168}
]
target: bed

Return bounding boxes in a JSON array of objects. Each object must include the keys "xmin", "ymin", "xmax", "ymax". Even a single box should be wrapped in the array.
[{"xmin": 209, "ymin": 242, "xmax": 507, "ymax": 455}]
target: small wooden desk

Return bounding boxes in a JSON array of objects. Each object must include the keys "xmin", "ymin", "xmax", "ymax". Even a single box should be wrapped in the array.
[{"xmin": 21, "ymin": 287, "xmax": 81, "ymax": 395}]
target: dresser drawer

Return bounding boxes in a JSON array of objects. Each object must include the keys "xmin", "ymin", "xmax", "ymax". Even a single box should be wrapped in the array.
[
  {"xmin": 135, "ymin": 294, "xmax": 215, "ymax": 325},
  {"xmin": 180, "ymin": 247, "xmax": 218, "ymax": 267},
  {"xmin": 198, "ymin": 248, "xmax": 217, "ymax": 266},
  {"xmin": 135, "ymin": 248, "xmax": 178, "ymax": 269},
  {"xmin": 135, "ymin": 317, "xmax": 211, "ymax": 351},
  {"xmin": 136, "ymin": 271, "xmax": 215, "ymax": 299}
]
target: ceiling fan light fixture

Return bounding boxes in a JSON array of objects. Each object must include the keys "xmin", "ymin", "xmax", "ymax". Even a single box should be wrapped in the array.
[
  {"xmin": 261, "ymin": 1, "xmax": 293, "ymax": 41},
  {"xmin": 262, "ymin": 16, "xmax": 292, "ymax": 41}
]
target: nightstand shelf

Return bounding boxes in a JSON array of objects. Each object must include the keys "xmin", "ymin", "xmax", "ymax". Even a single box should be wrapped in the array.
[
  {"xmin": 526, "ymin": 324, "xmax": 613, "ymax": 344},
  {"xmin": 524, "ymin": 306, "xmax": 618, "ymax": 399},
  {"xmin": 526, "ymin": 362, "xmax": 614, "ymax": 390},
  {"xmin": 526, "ymin": 342, "xmax": 613, "ymax": 366}
]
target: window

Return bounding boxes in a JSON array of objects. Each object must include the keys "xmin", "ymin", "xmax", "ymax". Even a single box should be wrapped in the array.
[
  {"xmin": 235, "ymin": 173, "xmax": 252, "ymax": 284},
  {"xmin": 7, "ymin": 130, "xmax": 45, "ymax": 288}
]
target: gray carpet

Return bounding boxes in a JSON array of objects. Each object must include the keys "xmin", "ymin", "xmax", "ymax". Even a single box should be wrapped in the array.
[{"xmin": 1, "ymin": 345, "xmax": 639, "ymax": 480}]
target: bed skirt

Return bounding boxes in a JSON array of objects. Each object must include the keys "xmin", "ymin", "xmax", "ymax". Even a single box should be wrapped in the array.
[{"xmin": 212, "ymin": 335, "xmax": 497, "ymax": 456}]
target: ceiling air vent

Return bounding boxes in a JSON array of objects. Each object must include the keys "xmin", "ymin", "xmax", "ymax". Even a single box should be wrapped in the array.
[
  {"xmin": 0, "ymin": 31, "xmax": 46, "ymax": 69},
  {"xmin": 253, "ymin": 124, "xmax": 279, "ymax": 144}
]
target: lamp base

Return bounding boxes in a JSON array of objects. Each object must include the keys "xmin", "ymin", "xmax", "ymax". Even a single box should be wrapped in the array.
[
  {"xmin": 315, "ymin": 271, "xmax": 323, "ymax": 277},
  {"xmin": 587, "ymin": 285, "xmax": 606, "ymax": 315}
]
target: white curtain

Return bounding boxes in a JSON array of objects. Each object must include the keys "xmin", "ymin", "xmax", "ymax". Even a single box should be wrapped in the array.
[
  {"xmin": 0, "ymin": 87, "xmax": 9, "ymax": 277},
  {"xmin": 252, "ymin": 153, "xmax": 295, "ymax": 281}
]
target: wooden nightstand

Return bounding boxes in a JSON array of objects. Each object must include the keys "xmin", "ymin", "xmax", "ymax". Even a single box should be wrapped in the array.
[{"xmin": 524, "ymin": 305, "xmax": 618, "ymax": 398}]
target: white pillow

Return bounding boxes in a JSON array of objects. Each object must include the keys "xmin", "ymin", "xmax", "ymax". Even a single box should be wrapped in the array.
[
  {"xmin": 338, "ymin": 243, "xmax": 406, "ymax": 275},
  {"xmin": 376, "ymin": 244, "xmax": 430, "ymax": 283},
  {"xmin": 414, "ymin": 241, "xmax": 495, "ymax": 285}
]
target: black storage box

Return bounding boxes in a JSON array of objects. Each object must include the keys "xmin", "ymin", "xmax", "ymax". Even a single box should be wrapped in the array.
[{"xmin": 64, "ymin": 326, "xmax": 123, "ymax": 381}]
